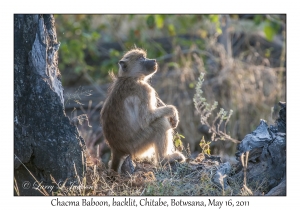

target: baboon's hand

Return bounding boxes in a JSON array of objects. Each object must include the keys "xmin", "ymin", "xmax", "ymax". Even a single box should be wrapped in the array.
[
  {"xmin": 169, "ymin": 115, "xmax": 179, "ymax": 128},
  {"xmin": 166, "ymin": 105, "xmax": 179, "ymax": 128}
]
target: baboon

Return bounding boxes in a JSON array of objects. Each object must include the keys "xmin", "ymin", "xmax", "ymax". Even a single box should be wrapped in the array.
[{"xmin": 100, "ymin": 48, "xmax": 185, "ymax": 173}]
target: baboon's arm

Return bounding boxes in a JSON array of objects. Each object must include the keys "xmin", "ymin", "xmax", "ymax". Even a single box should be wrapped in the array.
[{"xmin": 124, "ymin": 95, "xmax": 175, "ymax": 130}]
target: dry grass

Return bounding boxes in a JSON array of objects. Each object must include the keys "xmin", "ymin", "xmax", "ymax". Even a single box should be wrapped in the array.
[
  {"xmin": 14, "ymin": 151, "xmax": 269, "ymax": 196},
  {"xmin": 41, "ymin": 149, "xmax": 268, "ymax": 196}
]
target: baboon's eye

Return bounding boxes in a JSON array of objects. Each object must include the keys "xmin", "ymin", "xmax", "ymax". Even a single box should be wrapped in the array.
[{"xmin": 139, "ymin": 56, "xmax": 145, "ymax": 60}]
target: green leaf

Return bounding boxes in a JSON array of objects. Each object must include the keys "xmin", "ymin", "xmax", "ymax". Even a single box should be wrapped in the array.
[
  {"xmin": 265, "ymin": 48, "xmax": 272, "ymax": 57},
  {"xmin": 253, "ymin": 15, "xmax": 263, "ymax": 25},
  {"xmin": 216, "ymin": 27, "xmax": 222, "ymax": 35},
  {"xmin": 146, "ymin": 15, "xmax": 155, "ymax": 29},
  {"xmin": 189, "ymin": 83, "xmax": 195, "ymax": 89},
  {"xmin": 109, "ymin": 49, "xmax": 120, "ymax": 57},
  {"xmin": 209, "ymin": 15, "xmax": 219, "ymax": 23},
  {"xmin": 199, "ymin": 136, "xmax": 205, "ymax": 148},
  {"xmin": 91, "ymin": 31, "xmax": 100, "ymax": 40},
  {"xmin": 155, "ymin": 15, "xmax": 164, "ymax": 29},
  {"xmin": 264, "ymin": 24, "xmax": 275, "ymax": 41},
  {"xmin": 174, "ymin": 138, "xmax": 182, "ymax": 148},
  {"xmin": 168, "ymin": 24, "xmax": 176, "ymax": 36},
  {"xmin": 206, "ymin": 148, "xmax": 211, "ymax": 155}
]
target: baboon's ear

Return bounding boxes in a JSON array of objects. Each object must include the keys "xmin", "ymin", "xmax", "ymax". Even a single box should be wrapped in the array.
[{"xmin": 119, "ymin": 60, "xmax": 127, "ymax": 71}]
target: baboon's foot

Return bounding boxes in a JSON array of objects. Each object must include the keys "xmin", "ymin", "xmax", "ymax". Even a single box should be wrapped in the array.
[{"xmin": 161, "ymin": 152, "xmax": 186, "ymax": 165}]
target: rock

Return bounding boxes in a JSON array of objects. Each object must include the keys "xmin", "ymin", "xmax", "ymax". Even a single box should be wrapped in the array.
[
  {"xmin": 212, "ymin": 162, "xmax": 231, "ymax": 191},
  {"xmin": 234, "ymin": 101, "xmax": 286, "ymax": 195}
]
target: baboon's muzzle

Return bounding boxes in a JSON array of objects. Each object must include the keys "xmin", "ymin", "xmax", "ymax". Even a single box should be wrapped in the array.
[{"xmin": 144, "ymin": 59, "xmax": 157, "ymax": 71}]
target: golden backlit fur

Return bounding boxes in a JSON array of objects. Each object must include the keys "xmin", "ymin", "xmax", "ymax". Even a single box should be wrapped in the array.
[{"xmin": 100, "ymin": 48, "xmax": 185, "ymax": 173}]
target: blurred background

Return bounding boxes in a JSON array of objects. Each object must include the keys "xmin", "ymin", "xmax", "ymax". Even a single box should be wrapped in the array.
[{"xmin": 54, "ymin": 14, "xmax": 286, "ymax": 164}]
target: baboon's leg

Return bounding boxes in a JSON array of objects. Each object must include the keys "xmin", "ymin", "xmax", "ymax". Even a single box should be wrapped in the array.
[
  {"xmin": 151, "ymin": 118, "xmax": 172, "ymax": 163},
  {"xmin": 110, "ymin": 149, "xmax": 126, "ymax": 173},
  {"xmin": 151, "ymin": 118, "xmax": 185, "ymax": 165}
]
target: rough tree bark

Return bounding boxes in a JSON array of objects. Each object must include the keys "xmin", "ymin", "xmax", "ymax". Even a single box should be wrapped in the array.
[{"xmin": 14, "ymin": 14, "xmax": 85, "ymax": 195}]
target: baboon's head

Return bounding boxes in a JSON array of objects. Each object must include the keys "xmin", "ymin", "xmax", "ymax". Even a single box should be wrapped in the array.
[{"xmin": 118, "ymin": 48, "xmax": 157, "ymax": 80}]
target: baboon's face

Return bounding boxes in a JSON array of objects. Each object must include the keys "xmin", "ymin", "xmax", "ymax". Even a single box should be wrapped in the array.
[{"xmin": 118, "ymin": 49, "xmax": 157, "ymax": 79}]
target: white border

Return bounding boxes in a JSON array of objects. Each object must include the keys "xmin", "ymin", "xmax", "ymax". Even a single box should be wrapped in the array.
[{"xmin": 3, "ymin": 1, "xmax": 298, "ymax": 209}]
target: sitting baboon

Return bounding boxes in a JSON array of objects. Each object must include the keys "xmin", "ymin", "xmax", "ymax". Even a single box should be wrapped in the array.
[{"xmin": 100, "ymin": 48, "xmax": 185, "ymax": 173}]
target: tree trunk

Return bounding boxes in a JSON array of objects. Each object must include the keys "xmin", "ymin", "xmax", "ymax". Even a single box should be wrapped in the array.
[{"xmin": 14, "ymin": 14, "xmax": 85, "ymax": 196}]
